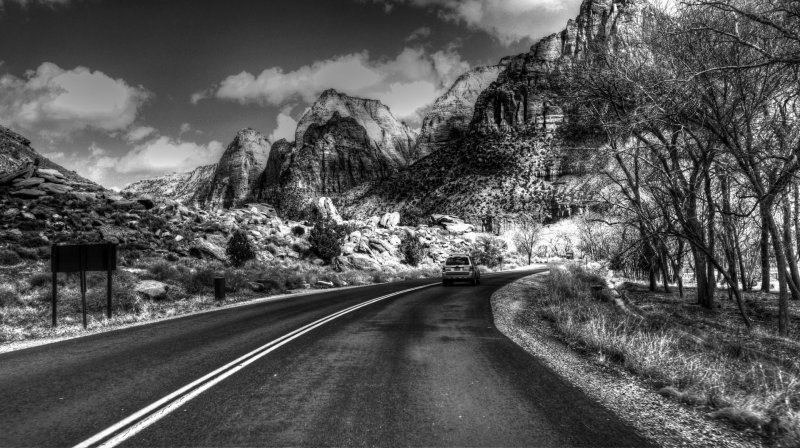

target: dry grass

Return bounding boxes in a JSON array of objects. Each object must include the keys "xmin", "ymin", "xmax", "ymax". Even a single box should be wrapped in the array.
[
  {"xmin": 536, "ymin": 264, "xmax": 800, "ymax": 446},
  {"xmin": 0, "ymin": 257, "xmax": 440, "ymax": 346}
]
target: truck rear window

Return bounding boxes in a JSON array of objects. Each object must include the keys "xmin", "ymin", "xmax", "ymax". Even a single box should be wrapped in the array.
[{"xmin": 445, "ymin": 257, "xmax": 469, "ymax": 265}]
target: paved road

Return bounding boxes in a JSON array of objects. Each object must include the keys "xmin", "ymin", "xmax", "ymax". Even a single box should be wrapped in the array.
[{"xmin": 0, "ymin": 270, "xmax": 654, "ymax": 447}]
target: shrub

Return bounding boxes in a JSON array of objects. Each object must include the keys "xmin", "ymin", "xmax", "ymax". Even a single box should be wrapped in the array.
[
  {"xmin": 226, "ymin": 230, "xmax": 256, "ymax": 268},
  {"xmin": 147, "ymin": 259, "xmax": 182, "ymax": 282},
  {"xmin": 399, "ymin": 234, "xmax": 426, "ymax": 267},
  {"xmin": 14, "ymin": 246, "xmax": 40, "ymax": 260},
  {"xmin": 291, "ymin": 225, "xmax": 306, "ymax": 237},
  {"xmin": 0, "ymin": 284, "xmax": 19, "ymax": 307},
  {"xmin": 28, "ymin": 272, "xmax": 51, "ymax": 288},
  {"xmin": 308, "ymin": 218, "xmax": 347, "ymax": 263},
  {"xmin": 470, "ymin": 235, "xmax": 507, "ymax": 268},
  {"xmin": 0, "ymin": 249, "xmax": 21, "ymax": 266}
]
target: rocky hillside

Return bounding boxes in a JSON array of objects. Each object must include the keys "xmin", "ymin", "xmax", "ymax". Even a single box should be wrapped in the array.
[
  {"xmin": 122, "ymin": 164, "xmax": 217, "ymax": 203},
  {"xmin": 260, "ymin": 90, "xmax": 423, "ymax": 215},
  {"xmin": 341, "ymin": 0, "xmax": 648, "ymax": 227},
  {"xmin": 193, "ymin": 128, "xmax": 271, "ymax": 209},
  {"xmin": 472, "ymin": 0, "xmax": 648, "ymax": 134},
  {"xmin": 416, "ymin": 65, "xmax": 503, "ymax": 157},
  {"xmin": 0, "ymin": 125, "xmax": 97, "ymax": 189}
]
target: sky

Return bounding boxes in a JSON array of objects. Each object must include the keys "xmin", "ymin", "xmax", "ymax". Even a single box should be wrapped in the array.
[{"xmin": 0, "ymin": 0, "xmax": 584, "ymax": 189}]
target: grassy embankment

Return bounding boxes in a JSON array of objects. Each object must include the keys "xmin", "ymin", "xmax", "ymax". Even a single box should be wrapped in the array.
[
  {"xmin": 0, "ymin": 252, "xmax": 439, "ymax": 344},
  {"xmin": 535, "ymin": 264, "xmax": 799, "ymax": 447}
]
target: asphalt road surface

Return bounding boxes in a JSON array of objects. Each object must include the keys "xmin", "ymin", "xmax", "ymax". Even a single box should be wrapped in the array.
[{"xmin": 0, "ymin": 270, "xmax": 654, "ymax": 447}]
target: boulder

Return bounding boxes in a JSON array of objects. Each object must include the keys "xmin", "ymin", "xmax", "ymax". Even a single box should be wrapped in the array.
[
  {"xmin": 189, "ymin": 237, "xmax": 226, "ymax": 261},
  {"xmin": 39, "ymin": 182, "xmax": 73, "ymax": 195},
  {"xmin": 37, "ymin": 172, "xmax": 66, "ymax": 184},
  {"xmin": 316, "ymin": 197, "xmax": 343, "ymax": 224},
  {"xmin": 136, "ymin": 198, "xmax": 155, "ymax": 209},
  {"xmin": 430, "ymin": 214, "xmax": 474, "ymax": 233},
  {"xmin": 11, "ymin": 188, "xmax": 46, "ymax": 198},
  {"xmin": 12, "ymin": 177, "xmax": 44, "ymax": 188},
  {"xmin": 35, "ymin": 168, "xmax": 65, "ymax": 179},
  {"xmin": 134, "ymin": 280, "xmax": 169, "ymax": 300},
  {"xmin": 379, "ymin": 212, "xmax": 400, "ymax": 229},
  {"xmin": 335, "ymin": 254, "xmax": 381, "ymax": 271},
  {"xmin": 71, "ymin": 192, "xmax": 98, "ymax": 202}
]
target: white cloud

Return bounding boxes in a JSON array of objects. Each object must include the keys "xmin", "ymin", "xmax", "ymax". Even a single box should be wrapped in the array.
[
  {"xmin": 370, "ymin": 0, "xmax": 583, "ymax": 45},
  {"xmin": 406, "ymin": 26, "xmax": 432, "ymax": 41},
  {"xmin": 0, "ymin": 62, "xmax": 150, "ymax": 138},
  {"xmin": 199, "ymin": 46, "xmax": 469, "ymax": 123},
  {"xmin": 125, "ymin": 125, "xmax": 157, "ymax": 142},
  {"xmin": 115, "ymin": 136, "xmax": 224, "ymax": 174},
  {"xmin": 269, "ymin": 108, "xmax": 298, "ymax": 142},
  {"xmin": 179, "ymin": 122, "xmax": 193, "ymax": 136}
]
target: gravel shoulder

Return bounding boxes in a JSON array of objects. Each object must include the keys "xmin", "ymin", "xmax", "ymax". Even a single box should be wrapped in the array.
[{"xmin": 491, "ymin": 272, "xmax": 765, "ymax": 448}]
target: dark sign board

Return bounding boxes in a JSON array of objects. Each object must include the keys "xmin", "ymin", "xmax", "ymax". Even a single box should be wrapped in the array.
[
  {"xmin": 50, "ymin": 243, "xmax": 117, "ymax": 328},
  {"xmin": 51, "ymin": 243, "xmax": 117, "ymax": 273}
]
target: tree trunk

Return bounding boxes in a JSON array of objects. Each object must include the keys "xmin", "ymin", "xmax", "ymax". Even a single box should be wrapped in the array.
[
  {"xmin": 693, "ymin": 246, "xmax": 710, "ymax": 308},
  {"xmin": 783, "ymin": 197, "xmax": 800, "ymax": 301},
  {"xmin": 765, "ymin": 210, "xmax": 791, "ymax": 336},
  {"xmin": 761, "ymin": 203, "xmax": 772, "ymax": 291},
  {"xmin": 704, "ymin": 172, "xmax": 716, "ymax": 309}
]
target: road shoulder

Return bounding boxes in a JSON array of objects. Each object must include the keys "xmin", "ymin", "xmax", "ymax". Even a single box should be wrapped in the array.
[{"xmin": 491, "ymin": 272, "xmax": 764, "ymax": 448}]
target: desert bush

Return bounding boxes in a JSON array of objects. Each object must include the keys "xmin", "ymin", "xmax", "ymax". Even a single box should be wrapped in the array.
[
  {"xmin": 14, "ymin": 246, "xmax": 40, "ymax": 260},
  {"xmin": 19, "ymin": 233, "xmax": 49, "ymax": 248},
  {"xmin": 147, "ymin": 259, "xmax": 182, "ymax": 282},
  {"xmin": 0, "ymin": 249, "xmax": 21, "ymax": 266},
  {"xmin": 226, "ymin": 230, "xmax": 256, "ymax": 267},
  {"xmin": 0, "ymin": 284, "xmax": 20, "ymax": 307},
  {"xmin": 28, "ymin": 272, "xmax": 51, "ymax": 288},
  {"xmin": 470, "ymin": 235, "xmax": 507, "ymax": 268},
  {"xmin": 291, "ymin": 225, "xmax": 306, "ymax": 237},
  {"xmin": 399, "ymin": 234, "xmax": 426, "ymax": 267},
  {"xmin": 308, "ymin": 217, "xmax": 347, "ymax": 263}
]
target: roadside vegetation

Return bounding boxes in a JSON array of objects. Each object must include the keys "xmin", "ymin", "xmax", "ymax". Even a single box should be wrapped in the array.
[
  {"xmin": 0, "ymin": 252, "xmax": 440, "ymax": 345},
  {"xmin": 531, "ymin": 263, "xmax": 800, "ymax": 446}
]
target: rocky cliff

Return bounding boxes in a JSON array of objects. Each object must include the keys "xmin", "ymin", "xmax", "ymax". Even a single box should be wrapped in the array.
[
  {"xmin": 262, "ymin": 90, "xmax": 423, "ymax": 216},
  {"xmin": 341, "ymin": 0, "xmax": 649, "ymax": 227},
  {"xmin": 416, "ymin": 65, "xmax": 503, "ymax": 157},
  {"xmin": 295, "ymin": 89, "xmax": 419, "ymax": 164},
  {"xmin": 472, "ymin": 0, "xmax": 647, "ymax": 133},
  {"xmin": 193, "ymin": 128, "xmax": 271, "ymax": 209},
  {"xmin": 122, "ymin": 164, "xmax": 217, "ymax": 202}
]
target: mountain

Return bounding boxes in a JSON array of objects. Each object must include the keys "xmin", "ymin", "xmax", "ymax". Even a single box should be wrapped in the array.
[
  {"xmin": 122, "ymin": 164, "xmax": 217, "ymax": 202},
  {"xmin": 193, "ymin": 128, "xmax": 271, "ymax": 209},
  {"xmin": 261, "ymin": 89, "xmax": 422, "ymax": 216},
  {"xmin": 294, "ymin": 89, "xmax": 419, "ymax": 163},
  {"xmin": 416, "ymin": 65, "xmax": 503, "ymax": 157},
  {"xmin": 472, "ymin": 0, "xmax": 647, "ymax": 133},
  {"xmin": 341, "ymin": 0, "xmax": 649, "ymax": 227}
]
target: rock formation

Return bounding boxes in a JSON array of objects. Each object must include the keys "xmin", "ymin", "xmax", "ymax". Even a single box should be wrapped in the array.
[
  {"xmin": 263, "ymin": 90, "xmax": 422, "ymax": 214},
  {"xmin": 341, "ymin": 0, "xmax": 648, "ymax": 226},
  {"xmin": 472, "ymin": 0, "xmax": 648, "ymax": 133},
  {"xmin": 294, "ymin": 89, "xmax": 418, "ymax": 164},
  {"xmin": 194, "ymin": 128, "xmax": 271, "ymax": 209},
  {"xmin": 416, "ymin": 65, "xmax": 502, "ymax": 157},
  {"xmin": 122, "ymin": 164, "xmax": 217, "ymax": 203}
]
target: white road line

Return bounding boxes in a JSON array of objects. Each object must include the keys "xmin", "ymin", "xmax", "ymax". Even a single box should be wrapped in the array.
[{"xmin": 74, "ymin": 283, "xmax": 436, "ymax": 448}]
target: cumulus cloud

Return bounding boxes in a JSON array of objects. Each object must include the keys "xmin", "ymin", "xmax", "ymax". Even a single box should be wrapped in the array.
[
  {"xmin": 115, "ymin": 136, "xmax": 224, "ymax": 174},
  {"xmin": 0, "ymin": 62, "xmax": 150, "ymax": 138},
  {"xmin": 198, "ymin": 46, "xmax": 469, "ymax": 123},
  {"xmin": 269, "ymin": 108, "xmax": 298, "ymax": 142},
  {"xmin": 125, "ymin": 125, "xmax": 157, "ymax": 142},
  {"xmin": 369, "ymin": 0, "xmax": 583, "ymax": 45},
  {"xmin": 405, "ymin": 26, "xmax": 432, "ymax": 42}
]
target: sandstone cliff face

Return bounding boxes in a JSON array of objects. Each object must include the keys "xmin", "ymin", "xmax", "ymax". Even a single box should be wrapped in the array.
[
  {"xmin": 416, "ymin": 65, "xmax": 502, "ymax": 158},
  {"xmin": 122, "ymin": 164, "xmax": 217, "ymax": 202},
  {"xmin": 254, "ymin": 138, "xmax": 293, "ymax": 203},
  {"xmin": 472, "ymin": 0, "xmax": 647, "ymax": 133},
  {"xmin": 295, "ymin": 89, "xmax": 419, "ymax": 165},
  {"xmin": 194, "ymin": 128, "xmax": 271, "ymax": 209},
  {"xmin": 262, "ymin": 90, "xmax": 423, "ymax": 215},
  {"xmin": 343, "ymin": 0, "xmax": 648, "ymax": 226}
]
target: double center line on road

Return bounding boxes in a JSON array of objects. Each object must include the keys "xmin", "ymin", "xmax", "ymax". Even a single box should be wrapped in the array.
[{"xmin": 74, "ymin": 282, "xmax": 437, "ymax": 448}]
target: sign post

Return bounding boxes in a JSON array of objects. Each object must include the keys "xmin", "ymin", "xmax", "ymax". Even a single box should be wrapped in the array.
[{"xmin": 51, "ymin": 243, "xmax": 117, "ymax": 329}]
